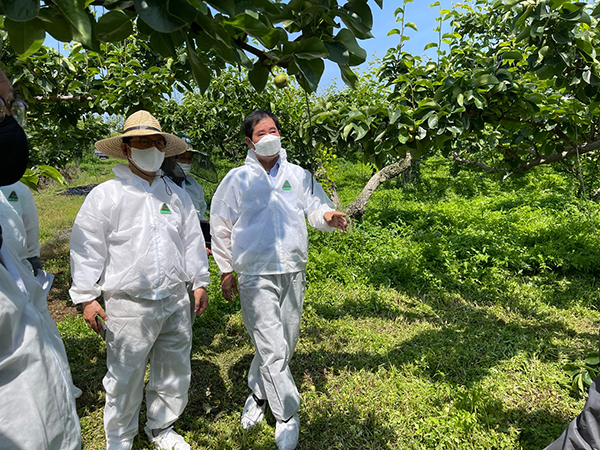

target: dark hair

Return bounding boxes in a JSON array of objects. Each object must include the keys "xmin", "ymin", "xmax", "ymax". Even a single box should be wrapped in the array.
[{"xmin": 242, "ymin": 110, "xmax": 280, "ymax": 138}]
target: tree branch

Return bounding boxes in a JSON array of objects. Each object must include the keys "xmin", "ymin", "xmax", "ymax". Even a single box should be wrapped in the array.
[
  {"xmin": 452, "ymin": 151, "xmax": 503, "ymax": 173},
  {"xmin": 453, "ymin": 137, "xmax": 600, "ymax": 174},
  {"xmin": 346, "ymin": 153, "xmax": 413, "ymax": 220},
  {"xmin": 520, "ymin": 139, "xmax": 600, "ymax": 171}
]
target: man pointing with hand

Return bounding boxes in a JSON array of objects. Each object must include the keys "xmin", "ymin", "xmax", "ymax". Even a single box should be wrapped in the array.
[{"xmin": 210, "ymin": 110, "xmax": 346, "ymax": 450}]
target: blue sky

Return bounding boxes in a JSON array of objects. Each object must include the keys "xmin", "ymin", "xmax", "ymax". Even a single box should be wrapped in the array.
[{"xmin": 319, "ymin": 1, "xmax": 447, "ymax": 90}]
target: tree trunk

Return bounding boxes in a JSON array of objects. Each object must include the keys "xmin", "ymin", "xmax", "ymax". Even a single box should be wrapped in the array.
[
  {"xmin": 313, "ymin": 163, "xmax": 343, "ymax": 210},
  {"xmin": 346, "ymin": 153, "xmax": 413, "ymax": 220}
]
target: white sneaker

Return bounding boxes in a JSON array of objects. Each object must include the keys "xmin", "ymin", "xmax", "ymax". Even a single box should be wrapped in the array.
[
  {"xmin": 144, "ymin": 426, "xmax": 190, "ymax": 450},
  {"xmin": 275, "ymin": 413, "xmax": 299, "ymax": 450},
  {"xmin": 241, "ymin": 393, "xmax": 266, "ymax": 430}
]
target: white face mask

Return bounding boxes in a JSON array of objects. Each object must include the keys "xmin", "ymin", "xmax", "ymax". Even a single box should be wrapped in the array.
[
  {"xmin": 129, "ymin": 146, "xmax": 165, "ymax": 172},
  {"xmin": 178, "ymin": 163, "xmax": 192, "ymax": 175},
  {"xmin": 252, "ymin": 134, "xmax": 281, "ymax": 157}
]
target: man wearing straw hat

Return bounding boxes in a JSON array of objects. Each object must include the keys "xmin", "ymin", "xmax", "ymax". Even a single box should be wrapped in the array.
[{"xmin": 69, "ymin": 110, "xmax": 210, "ymax": 450}]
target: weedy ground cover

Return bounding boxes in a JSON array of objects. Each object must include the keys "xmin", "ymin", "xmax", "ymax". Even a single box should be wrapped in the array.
[{"xmin": 37, "ymin": 154, "xmax": 599, "ymax": 449}]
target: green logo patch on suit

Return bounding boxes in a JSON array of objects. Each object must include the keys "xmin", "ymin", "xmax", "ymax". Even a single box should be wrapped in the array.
[
  {"xmin": 282, "ymin": 181, "xmax": 292, "ymax": 191},
  {"xmin": 7, "ymin": 191, "xmax": 18, "ymax": 202},
  {"xmin": 160, "ymin": 203, "xmax": 171, "ymax": 214}
]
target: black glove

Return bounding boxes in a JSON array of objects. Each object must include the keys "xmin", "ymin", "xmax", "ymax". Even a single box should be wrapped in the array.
[{"xmin": 27, "ymin": 256, "xmax": 42, "ymax": 276}]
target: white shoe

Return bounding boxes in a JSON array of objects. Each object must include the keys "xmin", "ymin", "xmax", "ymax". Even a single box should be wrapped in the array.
[
  {"xmin": 106, "ymin": 439, "xmax": 133, "ymax": 450},
  {"xmin": 275, "ymin": 413, "xmax": 299, "ymax": 450},
  {"xmin": 144, "ymin": 426, "xmax": 190, "ymax": 450},
  {"xmin": 241, "ymin": 393, "xmax": 266, "ymax": 430}
]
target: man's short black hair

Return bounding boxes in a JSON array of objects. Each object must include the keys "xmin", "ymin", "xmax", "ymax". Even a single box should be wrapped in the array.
[{"xmin": 242, "ymin": 110, "xmax": 280, "ymax": 139}]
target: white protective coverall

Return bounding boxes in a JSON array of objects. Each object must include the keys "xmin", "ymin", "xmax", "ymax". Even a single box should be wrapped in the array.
[
  {"xmin": 0, "ymin": 243, "xmax": 81, "ymax": 450},
  {"xmin": 1, "ymin": 181, "xmax": 41, "ymax": 259},
  {"xmin": 182, "ymin": 175, "xmax": 207, "ymax": 220},
  {"xmin": 69, "ymin": 164, "xmax": 210, "ymax": 447},
  {"xmin": 210, "ymin": 148, "xmax": 336, "ymax": 421}
]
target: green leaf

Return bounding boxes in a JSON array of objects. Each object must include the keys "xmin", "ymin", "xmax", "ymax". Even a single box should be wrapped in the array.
[
  {"xmin": 284, "ymin": 37, "xmax": 328, "ymax": 60},
  {"xmin": 428, "ymin": 114, "xmax": 438, "ymax": 128},
  {"xmin": 424, "ymin": 42, "xmax": 437, "ymax": 50},
  {"xmin": 473, "ymin": 74, "xmax": 499, "ymax": 87},
  {"xmin": 515, "ymin": 25, "xmax": 531, "ymax": 43},
  {"xmin": 324, "ymin": 41, "xmax": 349, "ymax": 65},
  {"xmin": 585, "ymin": 353, "xmax": 600, "ymax": 366},
  {"xmin": 53, "ymin": 0, "xmax": 94, "ymax": 49},
  {"xmin": 294, "ymin": 56, "xmax": 324, "ymax": 92},
  {"xmin": 151, "ymin": 32, "xmax": 176, "ymax": 57},
  {"xmin": 223, "ymin": 14, "xmax": 281, "ymax": 49},
  {"xmin": 335, "ymin": 29, "xmax": 366, "ymax": 66},
  {"xmin": 342, "ymin": 123, "xmax": 353, "ymax": 140},
  {"xmin": 561, "ymin": 6, "xmax": 589, "ymax": 23},
  {"xmin": 339, "ymin": 64, "xmax": 358, "ymax": 89},
  {"xmin": 38, "ymin": 6, "xmax": 73, "ymax": 42},
  {"xmin": 389, "ymin": 108, "xmax": 402, "ymax": 124},
  {"xmin": 501, "ymin": 50, "xmax": 522, "ymax": 61},
  {"xmin": 335, "ymin": 2, "xmax": 374, "ymax": 39},
  {"xmin": 19, "ymin": 169, "xmax": 39, "ymax": 190},
  {"xmin": 136, "ymin": 17, "xmax": 154, "ymax": 36},
  {"xmin": 96, "ymin": 10, "xmax": 133, "ymax": 42},
  {"xmin": 186, "ymin": 38, "xmax": 210, "ymax": 93},
  {"xmin": 231, "ymin": 46, "xmax": 254, "ymax": 70},
  {"xmin": 134, "ymin": 0, "xmax": 194, "ymax": 33},
  {"xmin": 248, "ymin": 61, "xmax": 269, "ymax": 93},
  {"xmin": 4, "ymin": 17, "xmax": 45, "ymax": 57},
  {"xmin": 2, "ymin": 0, "xmax": 39, "ymax": 22},
  {"xmin": 405, "ymin": 22, "xmax": 418, "ymax": 31},
  {"xmin": 354, "ymin": 122, "xmax": 369, "ymax": 140},
  {"xmin": 185, "ymin": 0, "xmax": 208, "ymax": 15},
  {"xmin": 204, "ymin": 0, "xmax": 235, "ymax": 16},
  {"xmin": 37, "ymin": 165, "xmax": 67, "ymax": 185},
  {"xmin": 345, "ymin": 0, "xmax": 373, "ymax": 29}
]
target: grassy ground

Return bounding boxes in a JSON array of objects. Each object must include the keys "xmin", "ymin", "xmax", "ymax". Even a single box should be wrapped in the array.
[{"xmin": 36, "ymin": 154, "xmax": 599, "ymax": 449}]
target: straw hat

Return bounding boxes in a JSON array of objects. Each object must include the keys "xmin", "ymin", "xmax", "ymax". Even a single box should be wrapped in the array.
[{"xmin": 95, "ymin": 110, "xmax": 188, "ymax": 159}]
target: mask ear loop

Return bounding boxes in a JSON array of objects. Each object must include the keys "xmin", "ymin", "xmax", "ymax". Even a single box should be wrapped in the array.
[{"xmin": 161, "ymin": 174, "xmax": 173, "ymax": 196}]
